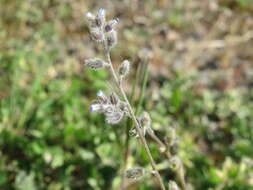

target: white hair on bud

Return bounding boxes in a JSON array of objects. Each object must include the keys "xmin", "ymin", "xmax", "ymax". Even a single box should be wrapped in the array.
[
  {"xmin": 104, "ymin": 18, "xmax": 119, "ymax": 32},
  {"xmin": 118, "ymin": 60, "xmax": 130, "ymax": 77},
  {"xmin": 97, "ymin": 8, "xmax": 105, "ymax": 17},
  {"xmin": 95, "ymin": 8, "xmax": 106, "ymax": 27},
  {"xmin": 106, "ymin": 30, "xmax": 117, "ymax": 49},
  {"xmin": 84, "ymin": 58, "xmax": 108, "ymax": 69}
]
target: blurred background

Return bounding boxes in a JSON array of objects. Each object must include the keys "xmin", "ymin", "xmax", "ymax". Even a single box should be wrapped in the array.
[{"xmin": 0, "ymin": 0, "xmax": 253, "ymax": 189}]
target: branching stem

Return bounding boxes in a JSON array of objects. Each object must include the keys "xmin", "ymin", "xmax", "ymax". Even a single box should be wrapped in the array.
[{"xmin": 101, "ymin": 37, "xmax": 166, "ymax": 190}]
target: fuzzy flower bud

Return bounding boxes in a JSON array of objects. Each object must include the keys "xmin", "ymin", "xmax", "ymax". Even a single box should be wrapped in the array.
[
  {"xmin": 125, "ymin": 168, "xmax": 145, "ymax": 180},
  {"xmin": 105, "ymin": 110, "xmax": 124, "ymax": 124},
  {"xmin": 171, "ymin": 139, "xmax": 179, "ymax": 155},
  {"xmin": 118, "ymin": 60, "xmax": 130, "ymax": 77},
  {"xmin": 140, "ymin": 112, "xmax": 151, "ymax": 128},
  {"xmin": 95, "ymin": 8, "xmax": 106, "ymax": 27},
  {"xmin": 89, "ymin": 27, "xmax": 103, "ymax": 42},
  {"xmin": 168, "ymin": 181, "xmax": 180, "ymax": 190},
  {"xmin": 84, "ymin": 58, "xmax": 109, "ymax": 69},
  {"xmin": 129, "ymin": 127, "xmax": 139, "ymax": 138},
  {"xmin": 109, "ymin": 92, "xmax": 119, "ymax": 105},
  {"xmin": 139, "ymin": 112, "xmax": 154, "ymax": 137},
  {"xmin": 104, "ymin": 18, "xmax": 119, "ymax": 32},
  {"xmin": 106, "ymin": 30, "xmax": 117, "ymax": 49},
  {"xmin": 85, "ymin": 12, "xmax": 99, "ymax": 29},
  {"xmin": 169, "ymin": 156, "xmax": 181, "ymax": 171}
]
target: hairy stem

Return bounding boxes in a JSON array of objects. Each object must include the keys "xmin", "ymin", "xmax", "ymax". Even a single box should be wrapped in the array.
[
  {"xmin": 101, "ymin": 44, "xmax": 166, "ymax": 190},
  {"xmin": 121, "ymin": 63, "xmax": 142, "ymax": 190}
]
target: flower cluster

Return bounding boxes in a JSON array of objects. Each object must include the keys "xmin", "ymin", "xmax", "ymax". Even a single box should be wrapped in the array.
[
  {"xmin": 85, "ymin": 8, "xmax": 118, "ymax": 49},
  {"xmin": 129, "ymin": 111, "xmax": 153, "ymax": 138},
  {"xmin": 90, "ymin": 90, "xmax": 128, "ymax": 124},
  {"xmin": 84, "ymin": 8, "xmax": 186, "ymax": 190},
  {"xmin": 85, "ymin": 10, "xmax": 131, "ymax": 124}
]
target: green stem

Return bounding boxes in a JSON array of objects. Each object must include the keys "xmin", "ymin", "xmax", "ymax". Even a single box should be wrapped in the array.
[{"xmin": 136, "ymin": 61, "xmax": 149, "ymax": 116}]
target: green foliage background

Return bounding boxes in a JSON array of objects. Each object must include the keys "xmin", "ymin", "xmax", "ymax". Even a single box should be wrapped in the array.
[{"xmin": 0, "ymin": 0, "xmax": 253, "ymax": 190}]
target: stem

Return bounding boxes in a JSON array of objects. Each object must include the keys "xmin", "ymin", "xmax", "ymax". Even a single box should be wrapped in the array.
[
  {"xmin": 136, "ymin": 61, "xmax": 149, "ymax": 116},
  {"xmin": 118, "ymin": 66, "xmax": 166, "ymax": 190},
  {"xmin": 121, "ymin": 63, "xmax": 141, "ymax": 190},
  {"xmin": 102, "ymin": 46, "xmax": 166, "ymax": 190},
  {"xmin": 147, "ymin": 131, "xmax": 186, "ymax": 190}
]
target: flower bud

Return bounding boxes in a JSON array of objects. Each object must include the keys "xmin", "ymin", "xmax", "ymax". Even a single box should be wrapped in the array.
[
  {"xmin": 106, "ymin": 30, "xmax": 117, "ymax": 49},
  {"xmin": 118, "ymin": 101, "xmax": 128, "ymax": 114},
  {"xmin": 140, "ymin": 112, "xmax": 151, "ymax": 128},
  {"xmin": 109, "ymin": 92, "xmax": 119, "ymax": 105},
  {"xmin": 84, "ymin": 58, "xmax": 109, "ymax": 69},
  {"xmin": 139, "ymin": 112, "xmax": 154, "ymax": 136},
  {"xmin": 104, "ymin": 18, "xmax": 119, "ymax": 32},
  {"xmin": 105, "ymin": 110, "xmax": 124, "ymax": 124},
  {"xmin": 168, "ymin": 181, "xmax": 180, "ymax": 190},
  {"xmin": 170, "ymin": 139, "xmax": 179, "ymax": 155},
  {"xmin": 95, "ymin": 8, "xmax": 106, "ymax": 27},
  {"xmin": 118, "ymin": 60, "xmax": 130, "ymax": 77},
  {"xmin": 85, "ymin": 12, "xmax": 99, "ymax": 29},
  {"xmin": 129, "ymin": 127, "xmax": 139, "ymax": 138},
  {"xmin": 90, "ymin": 27, "xmax": 103, "ymax": 42},
  {"xmin": 125, "ymin": 168, "xmax": 145, "ymax": 180},
  {"xmin": 169, "ymin": 156, "xmax": 181, "ymax": 171}
]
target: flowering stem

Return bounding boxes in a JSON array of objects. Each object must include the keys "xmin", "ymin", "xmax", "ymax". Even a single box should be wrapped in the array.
[{"xmin": 101, "ymin": 43, "xmax": 166, "ymax": 190}]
